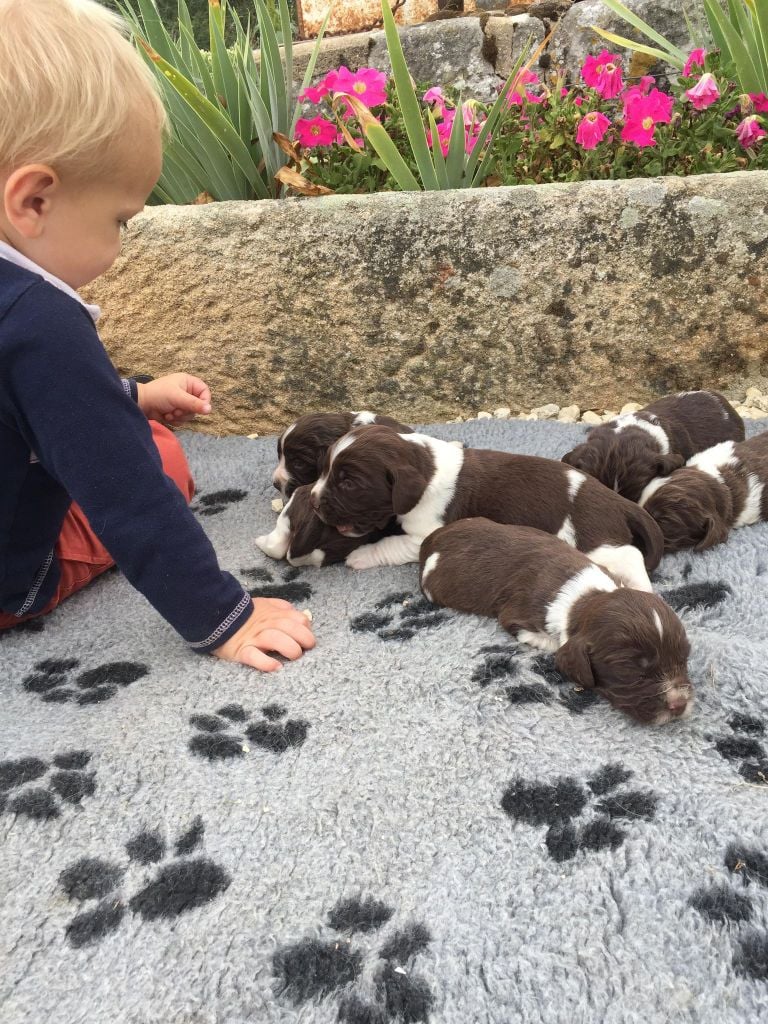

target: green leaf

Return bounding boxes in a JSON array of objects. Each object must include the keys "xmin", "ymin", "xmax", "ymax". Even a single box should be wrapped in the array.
[
  {"xmin": 427, "ymin": 108, "xmax": 450, "ymax": 189},
  {"xmin": 364, "ymin": 123, "xmax": 422, "ymax": 191},
  {"xmin": 446, "ymin": 100, "xmax": 468, "ymax": 188},
  {"xmin": 703, "ymin": 0, "xmax": 764, "ymax": 91},
  {"xmin": 592, "ymin": 28, "xmax": 684, "ymax": 68},
  {"xmin": 595, "ymin": 0, "xmax": 687, "ymax": 62}
]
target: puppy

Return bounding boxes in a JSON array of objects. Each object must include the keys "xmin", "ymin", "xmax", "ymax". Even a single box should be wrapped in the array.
[
  {"xmin": 420, "ymin": 520, "xmax": 692, "ymax": 724},
  {"xmin": 562, "ymin": 391, "xmax": 744, "ymax": 502},
  {"xmin": 638, "ymin": 431, "xmax": 768, "ymax": 552},
  {"xmin": 273, "ymin": 411, "xmax": 412, "ymax": 497},
  {"xmin": 310, "ymin": 425, "xmax": 664, "ymax": 590},
  {"xmin": 256, "ymin": 484, "xmax": 393, "ymax": 566}
]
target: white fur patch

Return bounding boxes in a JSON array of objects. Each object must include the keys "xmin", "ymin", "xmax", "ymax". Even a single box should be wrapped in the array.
[
  {"xmin": 272, "ymin": 458, "xmax": 290, "ymax": 493},
  {"xmin": 420, "ymin": 552, "xmax": 440, "ymax": 600},
  {"xmin": 688, "ymin": 440, "xmax": 737, "ymax": 481},
  {"xmin": 638, "ymin": 475, "xmax": 672, "ymax": 508},
  {"xmin": 652, "ymin": 609, "xmax": 663, "ymax": 639},
  {"xmin": 312, "ymin": 434, "xmax": 357, "ymax": 500},
  {"xmin": 586, "ymin": 543, "xmax": 652, "ymax": 592},
  {"xmin": 399, "ymin": 434, "xmax": 464, "ymax": 540},
  {"xmin": 346, "ymin": 534, "xmax": 422, "ymax": 570},
  {"xmin": 613, "ymin": 413, "xmax": 670, "ymax": 454},
  {"xmin": 287, "ymin": 547, "xmax": 325, "ymax": 567},
  {"xmin": 734, "ymin": 471, "xmax": 765, "ymax": 528},
  {"xmin": 352, "ymin": 410, "xmax": 377, "ymax": 426},
  {"xmin": 566, "ymin": 468, "xmax": 586, "ymax": 502},
  {"xmin": 517, "ymin": 629, "xmax": 560, "ymax": 653},
  {"xmin": 255, "ymin": 495, "xmax": 294, "ymax": 560},
  {"xmin": 557, "ymin": 515, "xmax": 577, "ymax": 547},
  {"xmin": 544, "ymin": 564, "xmax": 617, "ymax": 643}
]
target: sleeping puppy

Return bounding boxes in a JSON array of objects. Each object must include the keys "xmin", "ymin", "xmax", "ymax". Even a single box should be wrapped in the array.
[
  {"xmin": 562, "ymin": 391, "xmax": 744, "ymax": 503},
  {"xmin": 273, "ymin": 411, "xmax": 412, "ymax": 498},
  {"xmin": 256, "ymin": 484, "xmax": 396, "ymax": 566},
  {"xmin": 420, "ymin": 520, "xmax": 692, "ymax": 725},
  {"xmin": 638, "ymin": 431, "xmax": 768, "ymax": 552},
  {"xmin": 310, "ymin": 425, "xmax": 664, "ymax": 590}
]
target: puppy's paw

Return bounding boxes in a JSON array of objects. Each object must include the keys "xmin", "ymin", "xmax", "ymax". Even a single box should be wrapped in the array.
[
  {"xmin": 255, "ymin": 531, "xmax": 289, "ymax": 561},
  {"xmin": 345, "ymin": 545, "xmax": 378, "ymax": 571}
]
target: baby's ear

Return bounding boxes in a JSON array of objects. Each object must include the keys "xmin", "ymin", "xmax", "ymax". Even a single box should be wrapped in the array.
[{"xmin": 555, "ymin": 637, "xmax": 595, "ymax": 689}]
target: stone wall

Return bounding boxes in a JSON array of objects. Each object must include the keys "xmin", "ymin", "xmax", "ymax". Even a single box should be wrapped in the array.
[{"xmin": 83, "ymin": 172, "xmax": 768, "ymax": 436}]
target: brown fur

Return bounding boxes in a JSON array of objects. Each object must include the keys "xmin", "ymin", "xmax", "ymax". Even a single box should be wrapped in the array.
[
  {"xmin": 283, "ymin": 485, "xmax": 398, "ymax": 565},
  {"xmin": 642, "ymin": 431, "xmax": 768, "ymax": 552},
  {"xmin": 314, "ymin": 426, "xmax": 664, "ymax": 570},
  {"xmin": 562, "ymin": 391, "xmax": 744, "ymax": 502},
  {"xmin": 420, "ymin": 519, "xmax": 692, "ymax": 724}
]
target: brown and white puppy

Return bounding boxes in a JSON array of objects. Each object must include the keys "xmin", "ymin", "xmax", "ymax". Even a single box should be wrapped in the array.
[
  {"xmin": 638, "ymin": 431, "xmax": 768, "ymax": 552},
  {"xmin": 256, "ymin": 484, "xmax": 395, "ymax": 567},
  {"xmin": 310, "ymin": 425, "xmax": 664, "ymax": 590},
  {"xmin": 562, "ymin": 391, "xmax": 744, "ymax": 503},
  {"xmin": 273, "ymin": 411, "xmax": 412, "ymax": 498},
  {"xmin": 420, "ymin": 520, "xmax": 692, "ymax": 725}
]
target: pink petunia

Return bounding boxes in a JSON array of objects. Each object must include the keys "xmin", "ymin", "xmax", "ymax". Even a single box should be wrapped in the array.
[
  {"xmin": 620, "ymin": 93, "xmax": 671, "ymax": 147},
  {"xmin": 322, "ymin": 65, "xmax": 388, "ymax": 108},
  {"xmin": 736, "ymin": 114, "xmax": 767, "ymax": 148},
  {"xmin": 750, "ymin": 93, "xmax": 768, "ymax": 113},
  {"xmin": 561, "ymin": 87, "xmax": 569, "ymax": 98},
  {"xmin": 685, "ymin": 72, "xmax": 720, "ymax": 111},
  {"xmin": 299, "ymin": 84, "xmax": 329, "ymax": 104},
  {"xmin": 423, "ymin": 86, "xmax": 445, "ymax": 105},
  {"xmin": 506, "ymin": 69, "xmax": 540, "ymax": 106},
  {"xmin": 582, "ymin": 50, "xmax": 623, "ymax": 97},
  {"xmin": 683, "ymin": 48, "xmax": 706, "ymax": 77},
  {"xmin": 295, "ymin": 115, "xmax": 337, "ymax": 148},
  {"xmin": 575, "ymin": 110, "xmax": 611, "ymax": 149},
  {"xmin": 623, "ymin": 86, "xmax": 673, "ymax": 124},
  {"xmin": 574, "ymin": 96, "xmax": 584, "ymax": 107}
]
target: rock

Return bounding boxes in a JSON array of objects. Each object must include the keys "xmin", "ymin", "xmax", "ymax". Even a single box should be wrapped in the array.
[
  {"xmin": 84, "ymin": 174, "xmax": 768, "ymax": 436},
  {"xmin": 603, "ymin": 410, "xmax": 619, "ymax": 421},
  {"xmin": 550, "ymin": 0, "xmax": 692, "ymax": 83},
  {"xmin": 530, "ymin": 403, "xmax": 560, "ymax": 419},
  {"xmin": 271, "ymin": 498, "xmax": 284, "ymax": 513},
  {"xmin": 529, "ymin": 0, "xmax": 572, "ymax": 19},
  {"xmin": 745, "ymin": 387, "xmax": 768, "ymax": 412},
  {"xmin": 581, "ymin": 411, "xmax": 603, "ymax": 426},
  {"xmin": 370, "ymin": 16, "xmax": 499, "ymax": 101},
  {"xmin": 620, "ymin": 402, "xmax": 642, "ymax": 415},
  {"xmin": 477, "ymin": 410, "xmax": 493, "ymax": 419},
  {"xmin": 484, "ymin": 14, "xmax": 546, "ymax": 80},
  {"xmin": 246, "ymin": 432, "xmax": 260, "ymax": 439},
  {"xmin": 558, "ymin": 404, "xmax": 581, "ymax": 422},
  {"xmin": 494, "ymin": 406, "xmax": 512, "ymax": 419}
]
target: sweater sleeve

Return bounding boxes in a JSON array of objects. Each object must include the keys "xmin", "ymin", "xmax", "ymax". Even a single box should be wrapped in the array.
[{"xmin": 2, "ymin": 283, "xmax": 252, "ymax": 651}]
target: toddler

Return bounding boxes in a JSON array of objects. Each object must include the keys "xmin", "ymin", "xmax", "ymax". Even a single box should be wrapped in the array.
[{"xmin": 0, "ymin": 0, "xmax": 315, "ymax": 670}]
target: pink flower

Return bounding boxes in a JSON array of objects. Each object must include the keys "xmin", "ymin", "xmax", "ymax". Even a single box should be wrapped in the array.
[
  {"xmin": 299, "ymin": 84, "xmax": 328, "ymax": 104},
  {"xmin": 736, "ymin": 114, "xmax": 767, "ymax": 148},
  {"xmin": 623, "ymin": 86, "xmax": 673, "ymax": 123},
  {"xmin": 750, "ymin": 93, "xmax": 768, "ymax": 113},
  {"xmin": 573, "ymin": 96, "xmax": 584, "ymax": 107},
  {"xmin": 560, "ymin": 87, "xmax": 569, "ymax": 98},
  {"xmin": 576, "ymin": 110, "xmax": 611, "ymax": 149},
  {"xmin": 422, "ymin": 86, "xmax": 445, "ymax": 105},
  {"xmin": 639, "ymin": 75, "xmax": 656, "ymax": 92},
  {"xmin": 323, "ymin": 66, "xmax": 388, "ymax": 108},
  {"xmin": 683, "ymin": 48, "xmax": 706, "ymax": 77},
  {"xmin": 506, "ymin": 69, "xmax": 540, "ymax": 106},
  {"xmin": 295, "ymin": 115, "xmax": 337, "ymax": 148},
  {"xmin": 685, "ymin": 72, "xmax": 720, "ymax": 110},
  {"xmin": 582, "ymin": 50, "xmax": 623, "ymax": 98}
]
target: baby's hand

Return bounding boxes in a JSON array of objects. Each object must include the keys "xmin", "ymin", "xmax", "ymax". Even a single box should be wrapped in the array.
[
  {"xmin": 137, "ymin": 373, "xmax": 212, "ymax": 424},
  {"xmin": 212, "ymin": 598, "xmax": 315, "ymax": 671}
]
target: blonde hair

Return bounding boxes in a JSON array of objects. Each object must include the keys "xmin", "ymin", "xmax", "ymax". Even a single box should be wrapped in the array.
[{"xmin": 0, "ymin": 0, "xmax": 167, "ymax": 180}]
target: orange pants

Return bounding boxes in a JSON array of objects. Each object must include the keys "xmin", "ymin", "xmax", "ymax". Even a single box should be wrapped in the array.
[{"xmin": 0, "ymin": 421, "xmax": 194, "ymax": 629}]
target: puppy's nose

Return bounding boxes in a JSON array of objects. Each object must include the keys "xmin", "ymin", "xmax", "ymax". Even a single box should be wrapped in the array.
[{"xmin": 667, "ymin": 693, "xmax": 690, "ymax": 716}]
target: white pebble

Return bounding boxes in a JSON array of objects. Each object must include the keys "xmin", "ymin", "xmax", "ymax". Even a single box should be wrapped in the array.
[
  {"xmin": 477, "ymin": 411, "xmax": 493, "ymax": 419},
  {"xmin": 620, "ymin": 402, "xmax": 642, "ymax": 415},
  {"xmin": 530, "ymin": 403, "xmax": 560, "ymax": 420},
  {"xmin": 581, "ymin": 411, "xmax": 602, "ymax": 425},
  {"xmin": 246, "ymin": 432, "xmax": 260, "ymax": 439},
  {"xmin": 493, "ymin": 407, "xmax": 511, "ymax": 419},
  {"xmin": 745, "ymin": 386, "xmax": 762, "ymax": 407},
  {"xmin": 558, "ymin": 404, "xmax": 581, "ymax": 423},
  {"xmin": 303, "ymin": 608, "xmax": 313, "ymax": 621},
  {"xmin": 271, "ymin": 498, "xmax": 284, "ymax": 513}
]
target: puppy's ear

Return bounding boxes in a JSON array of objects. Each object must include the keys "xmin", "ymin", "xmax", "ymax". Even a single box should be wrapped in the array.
[
  {"xmin": 562, "ymin": 445, "xmax": 589, "ymax": 470},
  {"xmin": 391, "ymin": 466, "xmax": 426, "ymax": 516},
  {"xmin": 656, "ymin": 453, "xmax": 685, "ymax": 476},
  {"xmin": 694, "ymin": 514, "xmax": 729, "ymax": 551},
  {"xmin": 555, "ymin": 637, "xmax": 595, "ymax": 689}
]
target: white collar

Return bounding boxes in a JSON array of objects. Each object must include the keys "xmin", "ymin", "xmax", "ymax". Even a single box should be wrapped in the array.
[{"xmin": 0, "ymin": 240, "xmax": 100, "ymax": 322}]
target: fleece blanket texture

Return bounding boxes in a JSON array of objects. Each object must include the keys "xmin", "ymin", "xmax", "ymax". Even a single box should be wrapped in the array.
[{"xmin": 2, "ymin": 418, "xmax": 768, "ymax": 1024}]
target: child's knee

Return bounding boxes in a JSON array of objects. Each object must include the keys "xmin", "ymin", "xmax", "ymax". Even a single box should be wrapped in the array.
[{"xmin": 149, "ymin": 422, "xmax": 195, "ymax": 503}]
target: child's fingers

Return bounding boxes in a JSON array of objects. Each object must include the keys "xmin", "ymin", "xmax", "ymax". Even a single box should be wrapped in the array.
[
  {"xmin": 272, "ymin": 618, "xmax": 316, "ymax": 649},
  {"xmin": 252, "ymin": 629, "xmax": 304, "ymax": 662},
  {"xmin": 254, "ymin": 597, "xmax": 298, "ymax": 613},
  {"xmin": 237, "ymin": 645, "xmax": 282, "ymax": 671}
]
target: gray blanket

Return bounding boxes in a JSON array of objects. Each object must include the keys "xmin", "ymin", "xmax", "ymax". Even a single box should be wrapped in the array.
[{"xmin": 2, "ymin": 418, "xmax": 768, "ymax": 1024}]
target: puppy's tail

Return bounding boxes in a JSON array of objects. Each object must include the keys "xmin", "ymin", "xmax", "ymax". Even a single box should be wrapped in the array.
[{"xmin": 625, "ymin": 501, "xmax": 665, "ymax": 571}]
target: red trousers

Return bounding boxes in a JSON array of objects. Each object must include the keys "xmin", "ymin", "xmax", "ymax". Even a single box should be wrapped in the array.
[{"xmin": 0, "ymin": 421, "xmax": 194, "ymax": 630}]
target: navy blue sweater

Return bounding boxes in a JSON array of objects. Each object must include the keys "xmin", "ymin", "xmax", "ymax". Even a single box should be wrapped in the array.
[{"xmin": 0, "ymin": 259, "xmax": 252, "ymax": 651}]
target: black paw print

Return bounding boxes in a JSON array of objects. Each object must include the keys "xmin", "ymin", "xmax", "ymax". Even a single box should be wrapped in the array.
[
  {"xmin": 0, "ymin": 750, "xmax": 95, "ymax": 820},
  {"xmin": 22, "ymin": 658, "xmax": 148, "ymax": 706},
  {"xmin": 191, "ymin": 488, "xmax": 248, "ymax": 517},
  {"xmin": 273, "ymin": 895, "xmax": 434, "ymax": 1023},
  {"xmin": 711, "ymin": 714, "xmax": 768, "ymax": 785},
  {"xmin": 351, "ymin": 590, "xmax": 448, "ymax": 642},
  {"xmin": 242, "ymin": 564, "xmax": 313, "ymax": 604},
  {"xmin": 0, "ymin": 617, "xmax": 45, "ymax": 639},
  {"xmin": 473, "ymin": 644, "xmax": 601, "ymax": 715},
  {"xmin": 690, "ymin": 842, "xmax": 768, "ymax": 981},
  {"xmin": 660, "ymin": 580, "xmax": 731, "ymax": 612},
  {"xmin": 59, "ymin": 817, "xmax": 230, "ymax": 948},
  {"xmin": 501, "ymin": 763, "xmax": 658, "ymax": 862},
  {"xmin": 189, "ymin": 703, "xmax": 309, "ymax": 760}
]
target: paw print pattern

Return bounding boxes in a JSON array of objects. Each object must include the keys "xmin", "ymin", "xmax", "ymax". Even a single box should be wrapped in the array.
[
  {"xmin": 351, "ymin": 590, "xmax": 448, "ymax": 642},
  {"xmin": 0, "ymin": 750, "xmax": 95, "ymax": 820},
  {"xmin": 189, "ymin": 703, "xmax": 309, "ymax": 760},
  {"xmin": 501, "ymin": 762, "xmax": 658, "ymax": 862},
  {"xmin": 690, "ymin": 843, "xmax": 768, "ymax": 981},
  {"xmin": 473, "ymin": 644, "xmax": 601, "ymax": 715},
  {"xmin": 273, "ymin": 895, "xmax": 434, "ymax": 1023},
  {"xmin": 22, "ymin": 658, "xmax": 148, "ymax": 706},
  {"xmin": 191, "ymin": 488, "xmax": 248, "ymax": 517},
  {"xmin": 59, "ymin": 817, "xmax": 230, "ymax": 947},
  {"xmin": 0, "ymin": 617, "xmax": 45, "ymax": 639},
  {"xmin": 660, "ymin": 580, "xmax": 732, "ymax": 613},
  {"xmin": 711, "ymin": 714, "xmax": 768, "ymax": 786},
  {"xmin": 242, "ymin": 564, "xmax": 313, "ymax": 604}
]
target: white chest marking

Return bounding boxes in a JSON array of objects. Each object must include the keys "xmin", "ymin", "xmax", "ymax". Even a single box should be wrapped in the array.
[
  {"xmin": 399, "ymin": 434, "xmax": 464, "ymax": 539},
  {"xmin": 638, "ymin": 475, "xmax": 672, "ymax": 508},
  {"xmin": 734, "ymin": 472, "xmax": 765, "ymax": 528},
  {"xmin": 545, "ymin": 565, "xmax": 617, "ymax": 643},
  {"xmin": 352, "ymin": 410, "xmax": 377, "ymax": 426},
  {"xmin": 557, "ymin": 516, "xmax": 577, "ymax": 547},
  {"xmin": 687, "ymin": 441, "xmax": 737, "ymax": 482},
  {"xmin": 613, "ymin": 413, "xmax": 670, "ymax": 454},
  {"xmin": 420, "ymin": 552, "xmax": 440, "ymax": 601},
  {"xmin": 566, "ymin": 468, "xmax": 586, "ymax": 501},
  {"xmin": 652, "ymin": 609, "xmax": 663, "ymax": 639}
]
